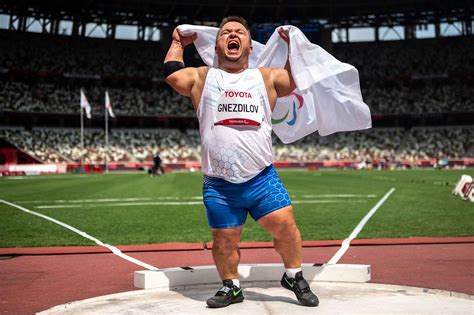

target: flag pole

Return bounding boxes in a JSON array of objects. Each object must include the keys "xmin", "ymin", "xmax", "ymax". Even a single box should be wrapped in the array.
[
  {"xmin": 105, "ymin": 96, "xmax": 109, "ymax": 174},
  {"xmin": 80, "ymin": 97, "xmax": 84, "ymax": 169}
]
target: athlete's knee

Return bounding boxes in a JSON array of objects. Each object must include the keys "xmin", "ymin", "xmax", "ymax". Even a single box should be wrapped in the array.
[
  {"xmin": 270, "ymin": 218, "xmax": 300, "ymax": 241},
  {"xmin": 262, "ymin": 210, "xmax": 297, "ymax": 236},
  {"xmin": 212, "ymin": 228, "xmax": 241, "ymax": 253}
]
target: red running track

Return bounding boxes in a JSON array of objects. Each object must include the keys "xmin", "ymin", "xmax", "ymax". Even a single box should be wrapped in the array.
[{"xmin": 0, "ymin": 237, "xmax": 473, "ymax": 314}]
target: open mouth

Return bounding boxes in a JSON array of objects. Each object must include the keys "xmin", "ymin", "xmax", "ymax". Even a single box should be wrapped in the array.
[{"xmin": 227, "ymin": 40, "xmax": 240, "ymax": 52}]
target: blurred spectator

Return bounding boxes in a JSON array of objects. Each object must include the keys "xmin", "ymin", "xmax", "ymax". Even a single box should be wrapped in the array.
[
  {"xmin": 0, "ymin": 31, "xmax": 472, "ymax": 116},
  {"xmin": 150, "ymin": 152, "xmax": 165, "ymax": 176},
  {"xmin": 0, "ymin": 126, "xmax": 471, "ymax": 164},
  {"xmin": 0, "ymin": 31, "xmax": 165, "ymax": 78},
  {"xmin": 0, "ymin": 81, "xmax": 195, "ymax": 117},
  {"xmin": 0, "ymin": 31, "xmax": 472, "ymax": 165},
  {"xmin": 333, "ymin": 37, "xmax": 474, "ymax": 80}
]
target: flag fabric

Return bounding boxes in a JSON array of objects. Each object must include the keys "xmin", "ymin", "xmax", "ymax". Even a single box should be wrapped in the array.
[
  {"xmin": 105, "ymin": 90, "xmax": 115, "ymax": 118},
  {"xmin": 177, "ymin": 24, "xmax": 372, "ymax": 143},
  {"xmin": 80, "ymin": 89, "xmax": 92, "ymax": 119}
]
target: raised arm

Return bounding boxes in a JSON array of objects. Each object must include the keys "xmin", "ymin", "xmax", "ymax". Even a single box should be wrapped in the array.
[
  {"xmin": 260, "ymin": 27, "xmax": 296, "ymax": 110},
  {"xmin": 164, "ymin": 29, "xmax": 199, "ymax": 97},
  {"xmin": 272, "ymin": 27, "xmax": 296, "ymax": 97}
]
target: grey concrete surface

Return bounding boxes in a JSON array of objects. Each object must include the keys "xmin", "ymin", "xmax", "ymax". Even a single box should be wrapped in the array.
[{"xmin": 39, "ymin": 281, "xmax": 473, "ymax": 315}]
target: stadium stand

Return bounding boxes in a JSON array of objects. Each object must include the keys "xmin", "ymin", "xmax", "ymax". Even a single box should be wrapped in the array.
[
  {"xmin": 1, "ymin": 126, "xmax": 472, "ymax": 165},
  {"xmin": 2, "ymin": 79, "xmax": 472, "ymax": 116},
  {"xmin": 0, "ymin": 31, "xmax": 165, "ymax": 78},
  {"xmin": 0, "ymin": 81, "xmax": 194, "ymax": 117},
  {"xmin": 333, "ymin": 37, "xmax": 474, "ymax": 81},
  {"xmin": 0, "ymin": 32, "xmax": 473, "ymax": 116},
  {"xmin": 0, "ymin": 1, "xmax": 472, "ymax": 171},
  {"xmin": 362, "ymin": 81, "xmax": 473, "ymax": 114},
  {"xmin": 272, "ymin": 128, "xmax": 405, "ymax": 162},
  {"xmin": 112, "ymin": 129, "xmax": 199, "ymax": 162},
  {"xmin": 399, "ymin": 127, "xmax": 474, "ymax": 160},
  {"xmin": 0, "ymin": 128, "xmax": 200, "ymax": 164}
]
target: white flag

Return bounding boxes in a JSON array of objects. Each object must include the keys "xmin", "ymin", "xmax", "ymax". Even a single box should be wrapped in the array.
[
  {"xmin": 80, "ymin": 89, "xmax": 92, "ymax": 119},
  {"xmin": 177, "ymin": 24, "xmax": 372, "ymax": 143},
  {"xmin": 105, "ymin": 90, "xmax": 115, "ymax": 118}
]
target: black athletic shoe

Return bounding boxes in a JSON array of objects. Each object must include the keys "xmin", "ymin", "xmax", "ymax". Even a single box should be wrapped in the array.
[
  {"xmin": 206, "ymin": 279, "xmax": 244, "ymax": 308},
  {"xmin": 281, "ymin": 271, "xmax": 319, "ymax": 307}
]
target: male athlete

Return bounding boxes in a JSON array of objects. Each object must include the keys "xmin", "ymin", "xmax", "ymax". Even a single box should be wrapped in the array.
[{"xmin": 164, "ymin": 16, "xmax": 319, "ymax": 308}]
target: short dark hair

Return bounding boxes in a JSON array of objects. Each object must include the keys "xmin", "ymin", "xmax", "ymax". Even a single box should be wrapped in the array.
[
  {"xmin": 217, "ymin": 16, "xmax": 251, "ymax": 42},
  {"xmin": 218, "ymin": 16, "xmax": 250, "ymax": 33}
]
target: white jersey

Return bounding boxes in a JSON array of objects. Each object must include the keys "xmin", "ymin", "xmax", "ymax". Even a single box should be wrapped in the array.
[{"xmin": 198, "ymin": 68, "xmax": 273, "ymax": 183}]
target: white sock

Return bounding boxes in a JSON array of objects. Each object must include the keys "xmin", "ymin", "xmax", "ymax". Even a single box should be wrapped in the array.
[
  {"xmin": 285, "ymin": 268, "xmax": 302, "ymax": 279},
  {"xmin": 231, "ymin": 279, "xmax": 240, "ymax": 288}
]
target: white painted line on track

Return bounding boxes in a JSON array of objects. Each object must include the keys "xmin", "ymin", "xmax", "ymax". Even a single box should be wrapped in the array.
[
  {"xmin": 327, "ymin": 188, "xmax": 396, "ymax": 265},
  {"xmin": 0, "ymin": 199, "xmax": 159, "ymax": 271}
]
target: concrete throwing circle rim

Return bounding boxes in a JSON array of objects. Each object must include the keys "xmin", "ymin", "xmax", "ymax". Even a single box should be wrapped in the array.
[{"xmin": 38, "ymin": 281, "xmax": 473, "ymax": 314}]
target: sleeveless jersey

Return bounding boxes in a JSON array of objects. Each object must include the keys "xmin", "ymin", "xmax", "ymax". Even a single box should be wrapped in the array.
[{"xmin": 198, "ymin": 68, "xmax": 273, "ymax": 183}]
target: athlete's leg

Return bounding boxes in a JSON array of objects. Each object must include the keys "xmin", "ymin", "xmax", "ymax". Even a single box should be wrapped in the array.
[
  {"xmin": 211, "ymin": 226, "xmax": 243, "ymax": 280},
  {"xmin": 257, "ymin": 205, "xmax": 301, "ymax": 268},
  {"xmin": 258, "ymin": 206, "xmax": 319, "ymax": 306}
]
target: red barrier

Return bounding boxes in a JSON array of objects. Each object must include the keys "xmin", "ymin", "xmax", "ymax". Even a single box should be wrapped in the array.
[{"xmin": 0, "ymin": 149, "xmax": 18, "ymax": 164}]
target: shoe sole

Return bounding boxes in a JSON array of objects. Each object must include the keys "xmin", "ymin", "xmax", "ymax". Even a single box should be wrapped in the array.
[
  {"xmin": 206, "ymin": 296, "xmax": 244, "ymax": 308},
  {"xmin": 281, "ymin": 281, "xmax": 319, "ymax": 307}
]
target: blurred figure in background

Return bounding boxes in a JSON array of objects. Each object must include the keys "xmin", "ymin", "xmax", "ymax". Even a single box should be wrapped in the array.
[{"xmin": 150, "ymin": 152, "xmax": 164, "ymax": 176}]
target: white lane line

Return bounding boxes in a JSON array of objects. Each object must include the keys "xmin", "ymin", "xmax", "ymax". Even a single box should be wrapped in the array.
[
  {"xmin": 35, "ymin": 201, "xmax": 204, "ymax": 208},
  {"xmin": 0, "ymin": 199, "xmax": 159, "ymax": 271},
  {"xmin": 292, "ymin": 200, "xmax": 368, "ymax": 204},
  {"xmin": 3, "ymin": 175, "xmax": 90, "ymax": 180},
  {"xmin": 16, "ymin": 194, "xmax": 374, "ymax": 204},
  {"xmin": 25, "ymin": 198, "xmax": 155, "ymax": 204},
  {"xmin": 15, "ymin": 197, "xmax": 204, "ymax": 204},
  {"xmin": 34, "ymin": 199, "xmax": 369, "ymax": 209},
  {"xmin": 296, "ymin": 194, "xmax": 377, "ymax": 198},
  {"xmin": 327, "ymin": 188, "xmax": 395, "ymax": 265}
]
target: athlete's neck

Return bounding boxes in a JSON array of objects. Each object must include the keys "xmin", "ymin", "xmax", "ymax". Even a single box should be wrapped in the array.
[
  {"xmin": 217, "ymin": 59, "xmax": 249, "ymax": 73},
  {"xmin": 218, "ymin": 64, "xmax": 248, "ymax": 73}
]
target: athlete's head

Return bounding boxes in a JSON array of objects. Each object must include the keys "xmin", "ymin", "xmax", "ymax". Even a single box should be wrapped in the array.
[{"xmin": 215, "ymin": 16, "xmax": 252, "ymax": 72}]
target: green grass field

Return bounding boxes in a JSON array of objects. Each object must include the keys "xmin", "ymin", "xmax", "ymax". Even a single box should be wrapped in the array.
[{"xmin": 0, "ymin": 169, "xmax": 473, "ymax": 248}]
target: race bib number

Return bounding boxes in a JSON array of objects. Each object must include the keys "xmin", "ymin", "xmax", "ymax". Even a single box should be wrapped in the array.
[{"xmin": 214, "ymin": 90, "xmax": 263, "ymax": 127}]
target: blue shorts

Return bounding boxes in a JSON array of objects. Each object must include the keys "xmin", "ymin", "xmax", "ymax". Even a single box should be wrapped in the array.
[{"xmin": 203, "ymin": 164, "xmax": 292, "ymax": 229}]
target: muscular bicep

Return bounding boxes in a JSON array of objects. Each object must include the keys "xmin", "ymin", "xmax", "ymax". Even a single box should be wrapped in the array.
[
  {"xmin": 272, "ymin": 68, "xmax": 296, "ymax": 98},
  {"xmin": 165, "ymin": 67, "xmax": 198, "ymax": 97}
]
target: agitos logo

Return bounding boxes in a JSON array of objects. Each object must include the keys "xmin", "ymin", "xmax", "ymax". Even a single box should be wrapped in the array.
[{"xmin": 271, "ymin": 92, "xmax": 304, "ymax": 125}]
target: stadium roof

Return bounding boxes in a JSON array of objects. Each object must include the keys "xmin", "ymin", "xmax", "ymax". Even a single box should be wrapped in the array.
[{"xmin": 1, "ymin": 0, "xmax": 472, "ymax": 27}]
